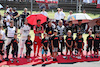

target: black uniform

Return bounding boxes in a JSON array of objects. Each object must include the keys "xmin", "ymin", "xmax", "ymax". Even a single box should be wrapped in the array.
[
  {"xmin": 86, "ymin": 35, "xmax": 94, "ymax": 52},
  {"xmin": 75, "ymin": 24, "xmax": 86, "ymax": 34},
  {"xmin": 51, "ymin": 35, "xmax": 60, "ymax": 48},
  {"xmin": 66, "ymin": 24, "xmax": 75, "ymax": 35},
  {"xmin": 75, "ymin": 37, "xmax": 83, "ymax": 49},
  {"xmin": 93, "ymin": 25, "xmax": 100, "ymax": 34},
  {"xmin": 25, "ymin": 40, "xmax": 32, "ymax": 57},
  {"xmin": 94, "ymin": 36, "xmax": 100, "ymax": 51},
  {"xmin": 46, "ymin": 26, "xmax": 54, "ymax": 55},
  {"xmin": 46, "ymin": 27, "xmax": 54, "ymax": 35},
  {"xmin": 11, "ymin": 38, "xmax": 19, "ymax": 58},
  {"xmin": 65, "ymin": 36, "xmax": 73, "ymax": 50},
  {"xmin": 0, "ymin": 40, "xmax": 4, "ymax": 55}
]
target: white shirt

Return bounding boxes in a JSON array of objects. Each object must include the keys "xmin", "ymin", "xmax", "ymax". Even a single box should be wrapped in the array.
[
  {"xmin": 40, "ymin": 11, "xmax": 48, "ymax": 17},
  {"xmin": 7, "ymin": 26, "xmax": 16, "ymax": 37},
  {"xmin": 61, "ymin": 11, "xmax": 65, "ymax": 19},
  {"xmin": 67, "ymin": 14, "xmax": 72, "ymax": 19},
  {"xmin": 57, "ymin": 25, "xmax": 65, "ymax": 36},
  {"xmin": 6, "ymin": 15, "xmax": 10, "ymax": 26},
  {"xmin": 6, "ymin": 8, "xmax": 10, "ymax": 13},
  {"xmin": 20, "ymin": 24, "xmax": 30, "ymax": 37},
  {"xmin": 54, "ymin": 12, "xmax": 62, "ymax": 20},
  {"xmin": 0, "ymin": 30, "xmax": 5, "ymax": 40}
]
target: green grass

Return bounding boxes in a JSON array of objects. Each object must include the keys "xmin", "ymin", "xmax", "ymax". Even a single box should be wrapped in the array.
[{"xmin": 0, "ymin": 10, "xmax": 100, "ymax": 19}]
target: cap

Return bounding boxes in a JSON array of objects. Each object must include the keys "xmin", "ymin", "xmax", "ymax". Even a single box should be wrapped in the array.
[
  {"xmin": 54, "ymin": 29, "xmax": 58, "ymax": 32},
  {"xmin": 68, "ymin": 21, "xmax": 72, "ymax": 23},
  {"xmin": 78, "ymin": 20, "xmax": 82, "ymax": 22}
]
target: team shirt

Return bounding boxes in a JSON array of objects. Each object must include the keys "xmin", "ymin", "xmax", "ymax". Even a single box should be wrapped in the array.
[
  {"xmin": 51, "ymin": 35, "xmax": 60, "ymax": 47},
  {"xmin": 25, "ymin": 40, "xmax": 33, "ymax": 49},
  {"xmin": 66, "ymin": 24, "xmax": 75, "ymax": 34},
  {"xmin": 41, "ymin": 38, "xmax": 49, "ymax": 49},
  {"xmin": 65, "ymin": 36, "xmax": 73, "ymax": 46},
  {"xmin": 57, "ymin": 25, "xmax": 65, "ymax": 36},
  {"xmin": 76, "ymin": 24, "xmax": 86, "ymax": 33},
  {"xmin": 87, "ymin": 35, "xmax": 94, "ymax": 46},
  {"xmin": 75, "ymin": 37, "xmax": 83, "ymax": 48},
  {"xmin": 0, "ymin": 40, "xmax": 4, "ymax": 50},
  {"xmin": 20, "ymin": 24, "xmax": 30, "ymax": 37},
  {"xmin": 33, "ymin": 25, "xmax": 44, "ymax": 36},
  {"xmin": 46, "ymin": 26, "xmax": 54, "ymax": 35},
  {"xmin": 94, "ymin": 36, "xmax": 100, "ymax": 46},
  {"xmin": 6, "ymin": 26, "xmax": 16, "ymax": 38},
  {"xmin": 11, "ymin": 38, "xmax": 19, "ymax": 49},
  {"xmin": 93, "ymin": 25, "xmax": 100, "ymax": 34}
]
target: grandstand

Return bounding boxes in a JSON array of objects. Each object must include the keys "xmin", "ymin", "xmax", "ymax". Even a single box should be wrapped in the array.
[{"xmin": 0, "ymin": 0, "xmax": 100, "ymax": 14}]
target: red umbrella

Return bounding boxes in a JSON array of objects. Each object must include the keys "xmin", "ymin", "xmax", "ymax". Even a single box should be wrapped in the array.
[{"xmin": 26, "ymin": 14, "xmax": 47, "ymax": 25}]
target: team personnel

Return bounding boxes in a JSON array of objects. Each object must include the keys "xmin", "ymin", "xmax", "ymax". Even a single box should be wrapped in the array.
[
  {"xmin": 54, "ymin": 8, "xmax": 61, "ymax": 24},
  {"xmin": 57, "ymin": 20, "xmax": 65, "ymax": 55},
  {"xmin": 5, "ymin": 20, "xmax": 17, "ymax": 61},
  {"xmin": 60, "ymin": 9, "xmax": 65, "ymax": 23},
  {"xmin": 66, "ymin": 21, "xmax": 75, "ymax": 35},
  {"xmin": 94, "ymin": 32, "xmax": 100, "ymax": 58},
  {"xmin": 65, "ymin": 30, "xmax": 73, "ymax": 60},
  {"xmin": 0, "ymin": 34, "xmax": 5, "ymax": 63},
  {"xmin": 40, "ymin": 8, "xmax": 48, "ymax": 17},
  {"xmin": 41, "ymin": 33, "xmax": 49, "ymax": 62},
  {"xmin": 75, "ymin": 20, "xmax": 86, "ymax": 34},
  {"xmin": 75, "ymin": 33, "xmax": 84, "ymax": 58},
  {"xmin": 51, "ymin": 29, "xmax": 60, "ymax": 61},
  {"xmin": 12, "ymin": 7, "xmax": 19, "ymax": 28},
  {"xmin": 93, "ymin": 20, "xmax": 100, "ymax": 34},
  {"xmin": 20, "ymin": 19, "xmax": 30, "ymax": 58},
  {"xmin": 11, "ymin": 33, "xmax": 19, "ymax": 63},
  {"xmin": 33, "ymin": 19, "xmax": 44, "ymax": 57},
  {"xmin": 86, "ymin": 31, "xmax": 94, "ymax": 58},
  {"xmin": 46, "ymin": 21, "xmax": 54, "ymax": 56},
  {"xmin": 25, "ymin": 35, "xmax": 32, "ymax": 62}
]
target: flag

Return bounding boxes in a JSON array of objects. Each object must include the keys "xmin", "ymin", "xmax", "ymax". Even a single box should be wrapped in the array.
[{"xmin": 97, "ymin": 0, "xmax": 100, "ymax": 8}]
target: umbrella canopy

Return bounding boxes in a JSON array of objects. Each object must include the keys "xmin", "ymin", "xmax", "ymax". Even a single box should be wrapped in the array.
[
  {"xmin": 88, "ymin": 17, "xmax": 100, "ymax": 27},
  {"xmin": 67, "ymin": 13, "xmax": 92, "ymax": 24},
  {"xmin": 27, "ymin": 14, "xmax": 47, "ymax": 25},
  {"xmin": 0, "ymin": 4, "xmax": 3, "ymax": 9}
]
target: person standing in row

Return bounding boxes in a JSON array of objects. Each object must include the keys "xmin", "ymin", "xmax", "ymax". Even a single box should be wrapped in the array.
[
  {"xmin": 40, "ymin": 8, "xmax": 48, "ymax": 17},
  {"xmin": 5, "ymin": 20, "xmax": 17, "ymax": 61},
  {"xmin": 0, "ymin": 34, "xmax": 5, "ymax": 63},
  {"xmin": 20, "ymin": 19, "xmax": 31, "ymax": 58},
  {"xmin": 46, "ymin": 21, "xmax": 54, "ymax": 56},
  {"xmin": 86, "ymin": 31, "xmax": 94, "ymax": 58},
  {"xmin": 11, "ymin": 33, "xmax": 19, "ymax": 63},
  {"xmin": 54, "ymin": 8, "xmax": 61, "ymax": 24},
  {"xmin": 94, "ymin": 32, "xmax": 100, "ymax": 58},
  {"xmin": 25, "ymin": 35, "xmax": 32, "ymax": 62},
  {"xmin": 51, "ymin": 29, "xmax": 60, "ymax": 61},
  {"xmin": 33, "ymin": 19, "xmax": 44, "ymax": 57},
  {"xmin": 57, "ymin": 20, "xmax": 65, "ymax": 55}
]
